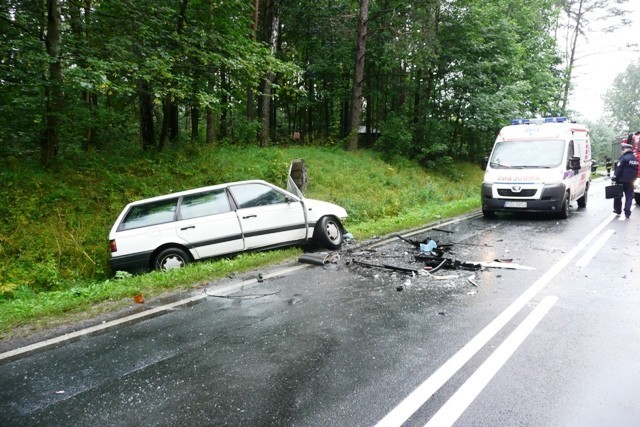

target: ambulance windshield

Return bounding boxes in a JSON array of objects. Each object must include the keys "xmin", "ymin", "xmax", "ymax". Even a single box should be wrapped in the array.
[{"xmin": 490, "ymin": 139, "xmax": 565, "ymax": 168}]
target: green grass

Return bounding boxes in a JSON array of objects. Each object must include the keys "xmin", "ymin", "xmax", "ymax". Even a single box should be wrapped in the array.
[{"xmin": 0, "ymin": 145, "xmax": 484, "ymax": 340}]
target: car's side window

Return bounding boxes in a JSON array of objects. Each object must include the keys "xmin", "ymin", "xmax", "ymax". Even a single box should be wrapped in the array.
[
  {"xmin": 179, "ymin": 189, "xmax": 231, "ymax": 220},
  {"xmin": 229, "ymin": 183, "xmax": 288, "ymax": 208},
  {"xmin": 121, "ymin": 198, "xmax": 178, "ymax": 230}
]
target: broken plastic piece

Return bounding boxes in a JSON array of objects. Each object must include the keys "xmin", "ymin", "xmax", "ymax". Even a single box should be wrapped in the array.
[{"xmin": 419, "ymin": 240, "xmax": 438, "ymax": 252}]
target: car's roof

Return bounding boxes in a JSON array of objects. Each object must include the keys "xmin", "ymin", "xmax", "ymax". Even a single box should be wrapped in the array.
[{"xmin": 126, "ymin": 179, "xmax": 275, "ymax": 206}]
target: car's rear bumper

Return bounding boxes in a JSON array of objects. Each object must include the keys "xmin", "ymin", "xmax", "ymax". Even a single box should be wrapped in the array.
[{"xmin": 109, "ymin": 251, "xmax": 153, "ymax": 273}]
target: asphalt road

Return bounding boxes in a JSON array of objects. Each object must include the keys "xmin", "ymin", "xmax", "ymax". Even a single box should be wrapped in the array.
[{"xmin": 2, "ymin": 178, "xmax": 640, "ymax": 427}]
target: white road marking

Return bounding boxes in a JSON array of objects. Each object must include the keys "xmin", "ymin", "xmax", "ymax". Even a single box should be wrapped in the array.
[
  {"xmin": 375, "ymin": 214, "xmax": 615, "ymax": 427},
  {"xmin": 0, "ymin": 264, "xmax": 308, "ymax": 363},
  {"xmin": 575, "ymin": 229, "xmax": 615, "ymax": 267},
  {"xmin": 424, "ymin": 295, "xmax": 559, "ymax": 427}
]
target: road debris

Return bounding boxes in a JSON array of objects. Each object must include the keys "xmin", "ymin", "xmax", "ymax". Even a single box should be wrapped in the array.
[
  {"xmin": 476, "ymin": 261, "xmax": 534, "ymax": 271},
  {"xmin": 299, "ymin": 252, "xmax": 341, "ymax": 266},
  {"xmin": 468, "ymin": 275, "xmax": 478, "ymax": 287},
  {"xmin": 415, "ymin": 254, "xmax": 481, "ymax": 271},
  {"xmin": 351, "ymin": 260, "xmax": 418, "ymax": 275}
]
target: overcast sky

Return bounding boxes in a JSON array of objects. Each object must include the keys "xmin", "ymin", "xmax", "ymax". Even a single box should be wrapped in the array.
[{"xmin": 567, "ymin": 1, "xmax": 640, "ymax": 122}]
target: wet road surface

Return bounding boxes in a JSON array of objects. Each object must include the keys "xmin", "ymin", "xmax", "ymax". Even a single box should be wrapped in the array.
[{"xmin": 2, "ymin": 178, "xmax": 640, "ymax": 426}]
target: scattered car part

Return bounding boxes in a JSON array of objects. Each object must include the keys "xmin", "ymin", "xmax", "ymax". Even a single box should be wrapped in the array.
[
  {"xmin": 299, "ymin": 252, "xmax": 340, "ymax": 266},
  {"xmin": 414, "ymin": 254, "xmax": 481, "ymax": 271},
  {"xmin": 352, "ymin": 260, "xmax": 419, "ymax": 275}
]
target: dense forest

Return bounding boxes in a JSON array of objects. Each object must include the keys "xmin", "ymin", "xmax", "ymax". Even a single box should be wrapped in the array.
[
  {"xmin": 0, "ymin": 0, "xmax": 636, "ymax": 296},
  {"xmin": 4, "ymin": 0, "xmax": 631, "ymax": 168}
]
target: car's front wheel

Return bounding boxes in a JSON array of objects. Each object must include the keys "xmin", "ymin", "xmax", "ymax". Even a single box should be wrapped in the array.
[
  {"xmin": 313, "ymin": 216, "xmax": 343, "ymax": 249},
  {"xmin": 154, "ymin": 247, "xmax": 191, "ymax": 271}
]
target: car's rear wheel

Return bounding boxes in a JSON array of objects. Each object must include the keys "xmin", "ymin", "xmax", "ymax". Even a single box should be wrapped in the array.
[
  {"xmin": 154, "ymin": 247, "xmax": 191, "ymax": 271},
  {"xmin": 313, "ymin": 216, "xmax": 343, "ymax": 249},
  {"xmin": 635, "ymin": 193, "xmax": 640, "ymax": 205}
]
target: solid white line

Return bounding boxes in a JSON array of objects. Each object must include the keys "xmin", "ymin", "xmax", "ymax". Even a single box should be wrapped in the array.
[
  {"xmin": 0, "ymin": 294, "xmax": 207, "ymax": 363},
  {"xmin": 575, "ymin": 229, "xmax": 614, "ymax": 267},
  {"xmin": 0, "ymin": 264, "xmax": 308, "ymax": 363},
  {"xmin": 424, "ymin": 296, "xmax": 559, "ymax": 427},
  {"xmin": 374, "ymin": 214, "xmax": 615, "ymax": 427}
]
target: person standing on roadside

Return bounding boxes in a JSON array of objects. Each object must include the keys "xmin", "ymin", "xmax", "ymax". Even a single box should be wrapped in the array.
[{"xmin": 612, "ymin": 142, "xmax": 639, "ymax": 218}]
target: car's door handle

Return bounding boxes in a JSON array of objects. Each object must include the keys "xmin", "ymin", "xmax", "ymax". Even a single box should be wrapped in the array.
[
  {"xmin": 181, "ymin": 225, "xmax": 195, "ymax": 230},
  {"xmin": 242, "ymin": 214, "xmax": 257, "ymax": 219}
]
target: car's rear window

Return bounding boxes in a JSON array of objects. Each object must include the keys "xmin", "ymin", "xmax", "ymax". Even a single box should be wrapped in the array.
[
  {"xmin": 120, "ymin": 198, "xmax": 178, "ymax": 230},
  {"xmin": 179, "ymin": 189, "xmax": 231, "ymax": 219}
]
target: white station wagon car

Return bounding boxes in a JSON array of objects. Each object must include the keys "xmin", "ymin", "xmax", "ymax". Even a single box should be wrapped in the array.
[{"xmin": 108, "ymin": 177, "xmax": 348, "ymax": 273}]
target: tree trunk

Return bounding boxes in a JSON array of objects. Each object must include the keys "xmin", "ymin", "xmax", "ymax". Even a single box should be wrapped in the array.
[
  {"xmin": 220, "ymin": 68, "xmax": 228, "ymax": 139},
  {"xmin": 139, "ymin": 82, "xmax": 155, "ymax": 150},
  {"xmin": 206, "ymin": 106, "xmax": 215, "ymax": 144},
  {"xmin": 167, "ymin": 0, "xmax": 189, "ymax": 145},
  {"xmin": 159, "ymin": 96, "xmax": 170, "ymax": 150},
  {"xmin": 246, "ymin": 0, "xmax": 260, "ymax": 120},
  {"xmin": 191, "ymin": 106, "xmax": 199, "ymax": 142},
  {"xmin": 258, "ymin": 0, "xmax": 279, "ymax": 147},
  {"xmin": 560, "ymin": 0, "xmax": 585, "ymax": 115},
  {"xmin": 69, "ymin": 0, "xmax": 97, "ymax": 151},
  {"xmin": 42, "ymin": 0, "xmax": 62, "ymax": 167},
  {"xmin": 347, "ymin": 0, "xmax": 369, "ymax": 151}
]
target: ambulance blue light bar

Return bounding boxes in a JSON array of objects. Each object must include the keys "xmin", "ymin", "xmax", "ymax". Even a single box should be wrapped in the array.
[{"xmin": 511, "ymin": 116, "xmax": 567, "ymax": 125}]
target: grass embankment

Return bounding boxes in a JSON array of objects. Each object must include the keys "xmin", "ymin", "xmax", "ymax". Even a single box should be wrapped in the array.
[{"xmin": 0, "ymin": 146, "xmax": 483, "ymax": 340}]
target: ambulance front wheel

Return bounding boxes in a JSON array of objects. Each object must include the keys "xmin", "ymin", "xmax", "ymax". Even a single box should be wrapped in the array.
[
  {"xmin": 482, "ymin": 209, "xmax": 496, "ymax": 218},
  {"xmin": 558, "ymin": 194, "xmax": 570, "ymax": 219}
]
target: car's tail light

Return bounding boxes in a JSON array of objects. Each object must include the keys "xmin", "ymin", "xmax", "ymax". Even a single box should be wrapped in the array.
[{"xmin": 109, "ymin": 239, "xmax": 117, "ymax": 253}]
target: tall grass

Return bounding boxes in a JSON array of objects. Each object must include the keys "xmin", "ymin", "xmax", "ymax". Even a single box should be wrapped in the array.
[{"xmin": 0, "ymin": 145, "xmax": 484, "ymax": 338}]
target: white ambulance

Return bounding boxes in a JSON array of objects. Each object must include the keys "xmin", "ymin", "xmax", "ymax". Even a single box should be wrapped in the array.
[{"xmin": 480, "ymin": 117, "xmax": 592, "ymax": 218}]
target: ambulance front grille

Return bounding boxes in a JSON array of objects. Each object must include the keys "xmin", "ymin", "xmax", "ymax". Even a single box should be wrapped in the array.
[{"xmin": 497, "ymin": 189, "xmax": 537, "ymax": 197}]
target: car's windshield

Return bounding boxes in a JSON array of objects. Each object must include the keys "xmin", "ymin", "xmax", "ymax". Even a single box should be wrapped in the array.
[{"xmin": 490, "ymin": 139, "xmax": 565, "ymax": 168}]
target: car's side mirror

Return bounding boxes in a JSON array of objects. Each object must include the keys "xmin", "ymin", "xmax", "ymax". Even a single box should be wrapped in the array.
[
  {"xmin": 569, "ymin": 156, "xmax": 581, "ymax": 171},
  {"xmin": 481, "ymin": 157, "xmax": 488, "ymax": 171}
]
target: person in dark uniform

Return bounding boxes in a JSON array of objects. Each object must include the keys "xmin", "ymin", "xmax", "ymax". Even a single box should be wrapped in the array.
[
  {"xmin": 612, "ymin": 143, "xmax": 639, "ymax": 218},
  {"xmin": 605, "ymin": 156, "xmax": 612, "ymax": 176}
]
